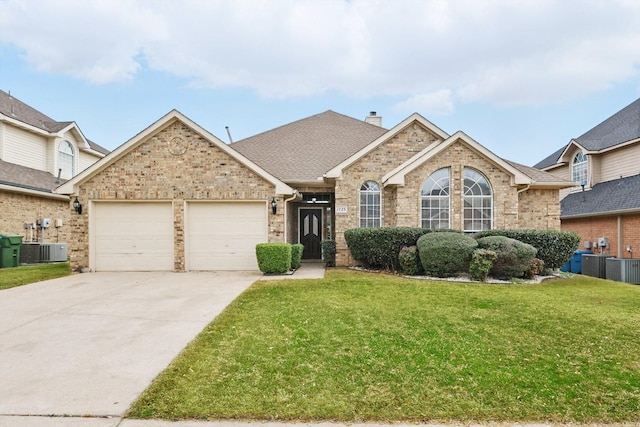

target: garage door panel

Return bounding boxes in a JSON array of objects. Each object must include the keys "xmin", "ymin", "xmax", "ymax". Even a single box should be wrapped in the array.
[
  {"xmin": 93, "ymin": 202, "xmax": 174, "ymax": 271},
  {"xmin": 187, "ymin": 202, "xmax": 266, "ymax": 271}
]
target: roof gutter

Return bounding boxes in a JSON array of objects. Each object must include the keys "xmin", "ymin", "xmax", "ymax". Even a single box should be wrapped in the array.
[
  {"xmin": 561, "ymin": 206, "xmax": 640, "ymax": 219},
  {"xmin": 0, "ymin": 183, "xmax": 70, "ymax": 201}
]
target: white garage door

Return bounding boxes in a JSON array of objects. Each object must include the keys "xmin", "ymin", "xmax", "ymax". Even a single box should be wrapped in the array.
[
  {"xmin": 186, "ymin": 202, "xmax": 267, "ymax": 270},
  {"xmin": 93, "ymin": 202, "xmax": 174, "ymax": 271}
]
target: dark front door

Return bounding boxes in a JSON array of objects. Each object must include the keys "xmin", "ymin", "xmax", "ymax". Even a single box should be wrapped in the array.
[{"xmin": 300, "ymin": 208, "xmax": 322, "ymax": 259}]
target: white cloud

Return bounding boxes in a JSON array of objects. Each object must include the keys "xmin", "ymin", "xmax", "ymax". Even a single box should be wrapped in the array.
[
  {"xmin": 1, "ymin": 0, "xmax": 639, "ymax": 105},
  {"xmin": 393, "ymin": 89, "xmax": 454, "ymax": 115}
]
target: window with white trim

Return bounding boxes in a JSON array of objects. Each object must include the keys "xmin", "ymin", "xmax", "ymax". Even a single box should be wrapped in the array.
[
  {"xmin": 58, "ymin": 140, "xmax": 74, "ymax": 179},
  {"xmin": 359, "ymin": 181, "xmax": 381, "ymax": 228},
  {"xmin": 421, "ymin": 168, "xmax": 450, "ymax": 229},
  {"xmin": 463, "ymin": 168, "xmax": 492, "ymax": 232},
  {"xmin": 572, "ymin": 152, "xmax": 587, "ymax": 186}
]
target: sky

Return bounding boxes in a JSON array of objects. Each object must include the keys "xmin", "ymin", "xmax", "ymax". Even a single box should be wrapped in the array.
[{"xmin": 1, "ymin": 0, "xmax": 639, "ymax": 167}]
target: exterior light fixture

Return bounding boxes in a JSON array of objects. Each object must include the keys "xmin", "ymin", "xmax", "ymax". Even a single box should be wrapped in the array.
[
  {"xmin": 271, "ymin": 197, "xmax": 277, "ymax": 214},
  {"xmin": 73, "ymin": 196, "xmax": 83, "ymax": 214}
]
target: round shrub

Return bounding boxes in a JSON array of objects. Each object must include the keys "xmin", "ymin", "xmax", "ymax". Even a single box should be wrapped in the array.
[
  {"xmin": 476, "ymin": 236, "xmax": 537, "ymax": 279},
  {"xmin": 399, "ymin": 246, "xmax": 423, "ymax": 276},
  {"xmin": 417, "ymin": 232, "xmax": 477, "ymax": 277},
  {"xmin": 321, "ymin": 240, "xmax": 336, "ymax": 267},
  {"xmin": 291, "ymin": 243, "xmax": 304, "ymax": 270}
]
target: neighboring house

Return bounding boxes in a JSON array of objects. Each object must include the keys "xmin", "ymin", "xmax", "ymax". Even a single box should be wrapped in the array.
[
  {"xmin": 0, "ymin": 90, "xmax": 108, "ymax": 244},
  {"xmin": 57, "ymin": 109, "xmax": 573, "ymax": 272},
  {"xmin": 534, "ymin": 98, "xmax": 640, "ymax": 258}
]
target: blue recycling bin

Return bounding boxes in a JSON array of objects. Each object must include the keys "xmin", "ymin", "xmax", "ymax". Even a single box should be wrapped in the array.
[{"xmin": 570, "ymin": 250, "xmax": 593, "ymax": 274}]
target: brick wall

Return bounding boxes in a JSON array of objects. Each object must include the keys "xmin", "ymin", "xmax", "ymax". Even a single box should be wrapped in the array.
[
  {"xmin": 334, "ymin": 122, "xmax": 443, "ymax": 266},
  {"xmin": 71, "ymin": 120, "xmax": 281, "ymax": 271},
  {"xmin": 0, "ymin": 190, "xmax": 70, "ymax": 246},
  {"xmin": 334, "ymin": 135, "xmax": 562, "ymax": 267},
  {"xmin": 562, "ymin": 213, "xmax": 640, "ymax": 257}
]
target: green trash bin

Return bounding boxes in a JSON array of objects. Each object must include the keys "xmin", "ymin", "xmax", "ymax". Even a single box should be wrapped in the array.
[{"xmin": 0, "ymin": 234, "xmax": 23, "ymax": 268}]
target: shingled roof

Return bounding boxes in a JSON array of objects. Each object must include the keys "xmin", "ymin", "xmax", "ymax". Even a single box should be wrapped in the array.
[
  {"xmin": 504, "ymin": 160, "xmax": 570, "ymax": 184},
  {"xmin": 0, "ymin": 89, "xmax": 109, "ymax": 155},
  {"xmin": 534, "ymin": 97, "xmax": 640, "ymax": 169},
  {"xmin": 0, "ymin": 159, "xmax": 65, "ymax": 193},
  {"xmin": 561, "ymin": 173, "xmax": 640, "ymax": 218},
  {"xmin": 231, "ymin": 111, "xmax": 388, "ymax": 182}
]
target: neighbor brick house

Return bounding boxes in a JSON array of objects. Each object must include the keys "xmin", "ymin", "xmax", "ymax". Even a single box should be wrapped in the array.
[
  {"xmin": 534, "ymin": 97, "xmax": 640, "ymax": 258},
  {"xmin": 0, "ymin": 90, "xmax": 107, "ymax": 244},
  {"xmin": 57, "ymin": 109, "xmax": 573, "ymax": 271}
]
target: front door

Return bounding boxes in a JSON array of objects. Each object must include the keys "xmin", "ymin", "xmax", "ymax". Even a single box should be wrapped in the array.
[{"xmin": 299, "ymin": 208, "xmax": 322, "ymax": 259}]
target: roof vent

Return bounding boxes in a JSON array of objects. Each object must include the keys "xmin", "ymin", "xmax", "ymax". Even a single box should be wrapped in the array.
[{"xmin": 365, "ymin": 111, "xmax": 382, "ymax": 127}]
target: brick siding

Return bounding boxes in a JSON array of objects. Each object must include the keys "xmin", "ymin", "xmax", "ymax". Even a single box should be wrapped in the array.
[
  {"xmin": 71, "ymin": 120, "xmax": 281, "ymax": 271},
  {"xmin": 562, "ymin": 214, "xmax": 640, "ymax": 258},
  {"xmin": 0, "ymin": 190, "xmax": 70, "ymax": 247}
]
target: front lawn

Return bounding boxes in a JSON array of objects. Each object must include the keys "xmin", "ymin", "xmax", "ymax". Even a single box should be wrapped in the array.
[
  {"xmin": 0, "ymin": 262, "xmax": 71, "ymax": 290},
  {"xmin": 128, "ymin": 270, "xmax": 640, "ymax": 423}
]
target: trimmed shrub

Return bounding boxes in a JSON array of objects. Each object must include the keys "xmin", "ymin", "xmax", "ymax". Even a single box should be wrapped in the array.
[
  {"xmin": 476, "ymin": 236, "xmax": 537, "ymax": 279},
  {"xmin": 469, "ymin": 249, "xmax": 497, "ymax": 282},
  {"xmin": 417, "ymin": 232, "xmax": 477, "ymax": 277},
  {"xmin": 321, "ymin": 240, "xmax": 336, "ymax": 267},
  {"xmin": 399, "ymin": 245, "xmax": 423, "ymax": 276},
  {"xmin": 256, "ymin": 243, "xmax": 292, "ymax": 274},
  {"xmin": 291, "ymin": 244, "xmax": 304, "ymax": 270},
  {"xmin": 473, "ymin": 229, "xmax": 580, "ymax": 270},
  {"xmin": 344, "ymin": 227, "xmax": 433, "ymax": 270}
]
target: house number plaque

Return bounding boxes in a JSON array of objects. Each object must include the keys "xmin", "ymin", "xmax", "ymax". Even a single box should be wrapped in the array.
[{"xmin": 335, "ymin": 206, "xmax": 348, "ymax": 214}]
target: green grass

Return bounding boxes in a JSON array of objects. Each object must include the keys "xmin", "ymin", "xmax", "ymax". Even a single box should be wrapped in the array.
[
  {"xmin": 128, "ymin": 270, "xmax": 640, "ymax": 424},
  {"xmin": 0, "ymin": 262, "xmax": 71, "ymax": 290}
]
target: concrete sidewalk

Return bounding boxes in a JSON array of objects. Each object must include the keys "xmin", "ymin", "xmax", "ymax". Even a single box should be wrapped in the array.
[{"xmin": 259, "ymin": 261, "xmax": 326, "ymax": 280}]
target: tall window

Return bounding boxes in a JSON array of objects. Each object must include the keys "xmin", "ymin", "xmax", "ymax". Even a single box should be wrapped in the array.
[
  {"xmin": 421, "ymin": 168, "xmax": 450, "ymax": 229},
  {"xmin": 359, "ymin": 181, "xmax": 381, "ymax": 227},
  {"xmin": 572, "ymin": 152, "xmax": 587, "ymax": 186},
  {"xmin": 58, "ymin": 140, "xmax": 74, "ymax": 179},
  {"xmin": 463, "ymin": 168, "xmax": 492, "ymax": 232}
]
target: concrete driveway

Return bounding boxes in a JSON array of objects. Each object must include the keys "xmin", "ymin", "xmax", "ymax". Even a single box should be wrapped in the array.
[{"xmin": 0, "ymin": 271, "xmax": 260, "ymax": 421}]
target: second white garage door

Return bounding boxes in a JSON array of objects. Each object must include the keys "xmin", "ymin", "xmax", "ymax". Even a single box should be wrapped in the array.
[{"xmin": 186, "ymin": 202, "xmax": 267, "ymax": 270}]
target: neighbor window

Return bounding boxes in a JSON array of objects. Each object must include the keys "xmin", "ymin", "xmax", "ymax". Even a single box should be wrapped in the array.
[
  {"xmin": 421, "ymin": 168, "xmax": 450, "ymax": 229},
  {"xmin": 359, "ymin": 181, "xmax": 381, "ymax": 227},
  {"xmin": 463, "ymin": 168, "xmax": 492, "ymax": 232},
  {"xmin": 58, "ymin": 140, "xmax": 74, "ymax": 179},
  {"xmin": 572, "ymin": 152, "xmax": 588, "ymax": 186}
]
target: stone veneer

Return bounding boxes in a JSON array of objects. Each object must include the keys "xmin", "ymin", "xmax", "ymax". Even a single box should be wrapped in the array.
[{"xmin": 70, "ymin": 120, "xmax": 282, "ymax": 271}]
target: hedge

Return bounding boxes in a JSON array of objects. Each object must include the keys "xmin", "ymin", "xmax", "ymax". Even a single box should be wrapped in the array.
[
  {"xmin": 256, "ymin": 243, "xmax": 292, "ymax": 274},
  {"xmin": 321, "ymin": 240, "xmax": 336, "ymax": 267},
  {"xmin": 473, "ymin": 229, "xmax": 580, "ymax": 270},
  {"xmin": 417, "ymin": 232, "xmax": 477, "ymax": 277},
  {"xmin": 291, "ymin": 243, "xmax": 304, "ymax": 270},
  {"xmin": 399, "ymin": 245, "xmax": 423, "ymax": 276},
  {"xmin": 344, "ymin": 227, "xmax": 432, "ymax": 270}
]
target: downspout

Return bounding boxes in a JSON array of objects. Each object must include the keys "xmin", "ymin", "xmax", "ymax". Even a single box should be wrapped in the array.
[
  {"xmin": 617, "ymin": 215, "xmax": 623, "ymax": 258},
  {"xmin": 515, "ymin": 184, "xmax": 531, "ymax": 222},
  {"xmin": 283, "ymin": 190, "xmax": 301, "ymax": 243}
]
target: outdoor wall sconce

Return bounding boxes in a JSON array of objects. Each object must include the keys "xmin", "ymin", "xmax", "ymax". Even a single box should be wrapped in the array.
[
  {"xmin": 271, "ymin": 197, "xmax": 277, "ymax": 215},
  {"xmin": 73, "ymin": 196, "xmax": 83, "ymax": 214}
]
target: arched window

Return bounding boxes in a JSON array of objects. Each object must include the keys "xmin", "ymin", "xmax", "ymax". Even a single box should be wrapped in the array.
[
  {"xmin": 463, "ymin": 168, "xmax": 492, "ymax": 232},
  {"xmin": 359, "ymin": 181, "xmax": 381, "ymax": 228},
  {"xmin": 421, "ymin": 168, "xmax": 450, "ymax": 229},
  {"xmin": 58, "ymin": 140, "xmax": 74, "ymax": 179},
  {"xmin": 572, "ymin": 152, "xmax": 588, "ymax": 186}
]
